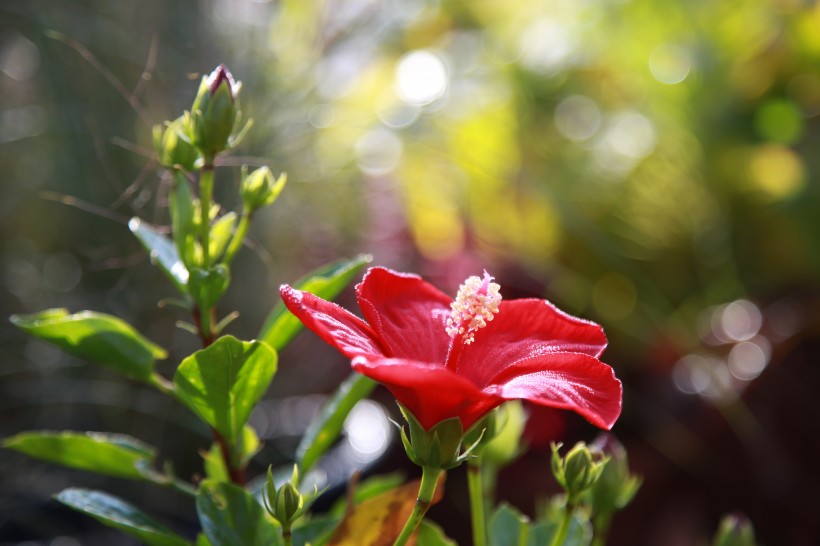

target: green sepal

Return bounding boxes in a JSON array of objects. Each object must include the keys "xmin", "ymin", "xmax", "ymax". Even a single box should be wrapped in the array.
[
  {"xmin": 10, "ymin": 308, "xmax": 166, "ymax": 382},
  {"xmin": 397, "ymin": 403, "xmax": 466, "ymax": 470},
  {"xmin": 55, "ymin": 488, "xmax": 192, "ymax": 546},
  {"xmin": 188, "ymin": 67, "xmax": 240, "ymax": 159},
  {"xmin": 188, "ymin": 265, "xmax": 230, "ymax": 311},
  {"xmin": 3, "ymin": 431, "xmax": 155, "ymax": 480}
]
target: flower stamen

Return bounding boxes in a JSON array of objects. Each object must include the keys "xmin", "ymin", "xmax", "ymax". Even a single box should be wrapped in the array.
[{"xmin": 445, "ymin": 271, "xmax": 502, "ymax": 345}]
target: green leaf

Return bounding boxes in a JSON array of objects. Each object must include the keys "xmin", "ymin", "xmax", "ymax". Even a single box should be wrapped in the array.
[
  {"xmin": 10, "ymin": 308, "xmax": 166, "ymax": 381},
  {"xmin": 196, "ymin": 480, "xmax": 282, "ymax": 546},
  {"xmin": 296, "ymin": 372, "xmax": 376, "ymax": 475},
  {"xmin": 292, "ymin": 515, "xmax": 340, "ymax": 546},
  {"xmin": 259, "ymin": 254, "xmax": 371, "ymax": 351},
  {"xmin": 532, "ymin": 515, "xmax": 592, "ymax": 546},
  {"xmin": 173, "ymin": 336, "xmax": 277, "ymax": 443},
  {"xmin": 4, "ymin": 431, "xmax": 155, "ymax": 480},
  {"xmin": 130, "ymin": 216, "xmax": 189, "ymax": 292},
  {"xmin": 196, "ymin": 534, "xmax": 214, "ymax": 546},
  {"xmin": 417, "ymin": 520, "xmax": 458, "ymax": 546},
  {"xmin": 55, "ymin": 488, "xmax": 191, "ymax": 546},
  {"xmin": 490, "ymin": 503, "xmax": 530, "ymax": 546}
]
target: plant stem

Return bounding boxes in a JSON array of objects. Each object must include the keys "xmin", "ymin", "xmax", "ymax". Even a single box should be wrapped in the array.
[
  {"xmin": 222, "ymin": 205, "xmax": 250, "ymax": 265},
  {"xmin": 549, "ymin": 503, "xmax": 574, "ymax": 546},
  {"xmin": 591, "ymin": 512, "xmax": 613, "ymax": 546},
  {"xmin": 282, "ymin": 525, "xmax": 293, "ymax": 546},
  {"xmin": 393, "ymin": 467, "xmax": 441, "ymax": 546},
  {"xmin": 467, "ymin": 460, "xmax": 488, "ymax": 546}
]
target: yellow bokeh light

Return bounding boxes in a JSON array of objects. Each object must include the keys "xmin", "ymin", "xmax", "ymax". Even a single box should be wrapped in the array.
[{"xmin": 748, "ymin": 144, "xmax": 805, "ymax": 200}]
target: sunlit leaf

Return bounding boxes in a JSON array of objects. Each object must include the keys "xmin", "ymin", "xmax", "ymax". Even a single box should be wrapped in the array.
[
  {"xmin": 55, "ymin": 488, "xmax": 191, "ymax": 546},
  {"xmin": 4, "ymin": 431, "xmax": 155, "ymax": 480},
  {"xmin": 10, "ymin": 308, "xmax": 166, "ymax": 381},
  {"xmin": 210, "ymin": 212, "xmax": 237, "ymax": 260},
  {"xmin": 196, "ymin": 480, "xmax": 282, "ymax": 546},
  {"xmin": 259, "ymin": 254, "xmax": 371, "ymax": 351},
  {"xmin": 130, "ymin": 216, "xmax": 189, "ymax": 292},
  {"xmin": 327, "ymin": 475, "xmax": 445, "ymax": 546},
  {"xmin": 174, "ymin": 336, "xmax": 277, "ymax": 443},
  {"xmin": 296, "ymin": 372, "xmax": 376, "ymax": 474},
  {"xmin": 416, "ymin": 521, "xmax": 457, "ymax": 546}
]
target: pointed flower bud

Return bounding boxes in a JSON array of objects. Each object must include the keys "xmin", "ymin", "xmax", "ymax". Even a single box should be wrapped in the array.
[
  {"xmin": 240, "ymin": 166, "xmax": 287, "ymax": 212},
  {"xmin": 712, "ymin": 513, "xmax": 759, "ymax": 546},
  {"xmin": 153, "ymin": 116, "xmax": 199, "ymax": 171},
  {"xmin": 585, "ymin": 433, "xmax": 642, "ymax": 516},
  {"xmin": 263, "ymin": 465, "xmax": 320, "ymax": 528},
  {"xmin": 188, "ymin": 64, "xmax": 242, "ymax": 159},
  {"xmin": 551, "ymin": 442, "xmax": 609, "ymax": 504}
]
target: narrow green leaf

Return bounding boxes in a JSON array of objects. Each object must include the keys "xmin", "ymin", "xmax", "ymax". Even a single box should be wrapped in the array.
[
  {"xmin": 4, "ymin": 431, "xmax": 155, "ymax": 480},
  {"xmin": 173, "ymin": 336, "xmax": 277, "ymax": 443},
  {"xmin": 296, "ymin": 372, "xmax": 376, "ymax": 474},
  {"xmin": 55, "ymin": 488, "xmax": 191, "ymax": 546},
  {"xmin": 210, "ymin": 212, "xmax": 237, "ymax": 260},
  {"xmin": 130, "ymin": 216, "xmax": 189, "ymax": 292},
  {"xmin": 196, "ymin": 534, "xmax": 214, "ymax": 546},
  {"xmin": 259, "ymin": 254, "xmax": 371, "ymax": 351},
  {"xmin": 490, "ymin": 503, "xmax": 529, "ymax": 546},
  {"xmin": 10, "ymin": 308, "xmax": 166, "ymax": 381},
  {"xmin": 417, "ymin": 520, "xmax": 458, "ymax": 546},
  {"xmin": 196, "ymin": 480, "xmax": 282, "ymax": 546}
]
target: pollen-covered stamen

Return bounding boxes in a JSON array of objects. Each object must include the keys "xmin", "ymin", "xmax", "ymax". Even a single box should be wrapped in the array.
[{"xmin": 445, "ymin": 271, "xmax": 502, "ymax": 345}]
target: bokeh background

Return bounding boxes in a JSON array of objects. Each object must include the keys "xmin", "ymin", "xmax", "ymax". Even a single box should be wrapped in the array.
[{"xmin": 2, "ymin": 0, "xmax": 820, "ymax": 544}]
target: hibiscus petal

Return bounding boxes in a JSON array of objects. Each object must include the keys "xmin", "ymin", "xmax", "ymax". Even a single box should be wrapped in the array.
[
  {"xmin": 279, "ymin": 285, "xmax": 387, "ymax": 359},
  {"xmin": 461, "ymin": 299, "xmax": 608, "ymax": 385},
  {"xmin": 351, "ymin": 356, "xmax": 502, "ymax": 430},
  {"xmin": 355, "ymin": 267, "xmax": 453, "ymax": 363},
  {"xmin": 486, "ymin": 352, "xmax": 622, "ymax": 430}
]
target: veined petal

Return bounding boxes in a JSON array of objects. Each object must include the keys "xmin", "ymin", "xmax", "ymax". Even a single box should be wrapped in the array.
[
  {"xmin": 355, "ymin": 267, "xmax": 452, "ymax": 363},
  {"xmin": 486, "ymin": 352, "xmax": 622, "ymax": 430},
  {"xmin": 279, "ymin": 285, "xmax": 387, "ymax": 359},
  {"xmin": 461, "ymin": 299, "xmax": 608, "ymax": 385},
  {"xmin": 351, "ymin": 356, "xmax": 502, "ymax": 430}
]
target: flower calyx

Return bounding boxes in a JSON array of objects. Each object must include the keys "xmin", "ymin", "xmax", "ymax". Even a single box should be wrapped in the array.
[
  {"xmin": 396, "ymin": 403, "xmax": 486, "ymax": 470},
  {"xmin": 153, "ymin": 116, "xmax": 199, "ymax": 172},
  {"xmin": 584, "ymin": 433, "xmax": 642, "ymax": 516},
  {"xmin": 551, "ymin": 441, "xmax": 609, "ymax": 505}
]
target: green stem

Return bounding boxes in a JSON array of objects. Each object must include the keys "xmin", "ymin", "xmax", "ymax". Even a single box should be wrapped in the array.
[
  {"xmin": 549, "ymin": 503, "xmax": 574, "ymax": 546},
  {"xmin": 222, "ymin": 205, "xmax": 251, "ymax": 265},
  {"xmin": 591, "ymin": 512, "xmax": 613, "ymax": 546},
  {"xmin": 282, "ymin": 524, "xmax": 293, "ymax": 546},
  {"xmin": 467, "ymin": 461, "xmax": 488, "ymax": 546},
  {"xmin": 199, "ymin": 161, "xmax": 215, "ymax": 266},
  {"xmin": 393, "ymin": 467, "xmax": 441, "ymax": 546}
]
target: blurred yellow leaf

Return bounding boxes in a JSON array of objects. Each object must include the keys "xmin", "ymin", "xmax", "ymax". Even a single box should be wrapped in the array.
[{"xmin": 327, "ymin": 475, "xmax": 445, "ymax": 546}]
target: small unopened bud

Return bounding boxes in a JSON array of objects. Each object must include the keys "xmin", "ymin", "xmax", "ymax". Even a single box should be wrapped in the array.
[
  {"xmin": 188, "ymin": 64, "xmax": 242, "ymax": 159},
  {"xmin": 263, "ymin": 465, "xmax": 321, "ymax": 528},
  {"xmin": 585, "ymin": 433, "xmax": 642, "ymax": 516},
  {"xmin": 240, "ymin": 166, "xmax": 287, "ymax": 211},
  {"xmin": 551, "ymin": 442, "xmax": 608, "ymax": 504},
  {"xmin": 712, "ymin": 513, "xmax": 758, "ymax": 546},
  {"xmin": 153, "ymin": 116, "xmax": 199, "ymax": 171}
]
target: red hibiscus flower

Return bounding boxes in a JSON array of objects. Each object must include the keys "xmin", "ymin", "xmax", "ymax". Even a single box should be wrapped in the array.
[{"xmin": 279, "ymin": 267, "xmax": 622, "ymax": 431}]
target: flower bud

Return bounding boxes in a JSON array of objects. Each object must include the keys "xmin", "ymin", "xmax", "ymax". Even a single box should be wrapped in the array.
[
  {"xmin": 240, "ymin": 166, "xmax": 287, "ymax": 212},
  {"xmin": 188, "ymin": 64, "xmax": 241, "ymax": 159},
  {"xmin": 263, "ymin": 465, "xmax": 320, "ymax": 528},
  {"xmin": 153, "ymin": 116, "xmax": 199, "ymax": 171},
  {"xmin": 712, "ymin": 513, "xmax": 758, "ymax": 546},
  {"xmin": 551, "ymin": 442, "xmax": 608, "ymax": 504},
  {"xmin": 585, "ymin": 433, "xmax": 642, "ymax": 516}
]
